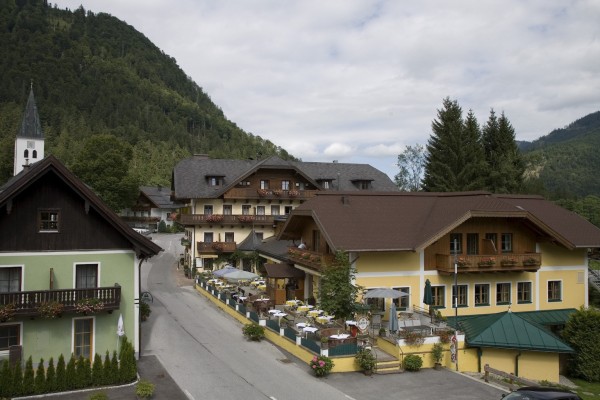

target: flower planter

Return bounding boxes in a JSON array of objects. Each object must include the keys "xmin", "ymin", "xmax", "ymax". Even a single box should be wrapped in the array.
[
  {"xmin": 478, "ymin": 262, "xmax": 494, "ymax": 267},
  {"xmin": 501, "ymin": 262, "xmax": 517, "ymax": 267}
]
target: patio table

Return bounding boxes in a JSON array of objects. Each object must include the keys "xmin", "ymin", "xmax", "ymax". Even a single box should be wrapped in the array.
[
  {"xmin": 308, "ymin": 309, "xmax": 323, "ymax": 317},
  {"xmin": 302, "ymin": 326, "xmax": 318, "ymax": 338},
  {"xmin": 329, "ymin": 333, "xmax": 350, "ymax": 340},
  {"xmin": 316, "ymin": 315, "xmax": 334, "ymax": 324}
]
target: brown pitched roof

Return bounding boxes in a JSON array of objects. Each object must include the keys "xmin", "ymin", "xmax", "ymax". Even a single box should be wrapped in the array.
[
  {"xmin": 0, "ymin": 155, "xmax": 162, "ymax": 258},
  {"xmin": 279, "ymin": 191, "xmax": 600, "ymax": 252}
]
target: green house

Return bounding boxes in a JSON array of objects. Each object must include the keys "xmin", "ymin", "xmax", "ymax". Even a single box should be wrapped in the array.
[{"xmin": 0, "ymin": 155, "xmax": 161, "ymax": 364}]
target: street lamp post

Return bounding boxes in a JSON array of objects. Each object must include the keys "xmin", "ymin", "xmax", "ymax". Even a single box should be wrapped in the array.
[{"xmin": 453, "ymin": 239, "xmax": 459, "ymax": 371}]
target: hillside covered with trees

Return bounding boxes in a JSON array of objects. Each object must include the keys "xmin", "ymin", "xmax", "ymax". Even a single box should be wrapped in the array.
[{"xmin": 0, "ymin": 0, "xmax": 294, "ymax": 208}]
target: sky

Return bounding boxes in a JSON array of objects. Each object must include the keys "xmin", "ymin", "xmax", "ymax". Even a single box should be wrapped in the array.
[{"xmin": 54, "ymin": 0, "xmax": 600, "ymax": 179}]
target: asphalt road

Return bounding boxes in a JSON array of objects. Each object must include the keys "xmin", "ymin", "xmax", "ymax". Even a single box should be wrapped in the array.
[{"xmin": 142, "ymin": 234, "xmax": 507, "ymax": 400}]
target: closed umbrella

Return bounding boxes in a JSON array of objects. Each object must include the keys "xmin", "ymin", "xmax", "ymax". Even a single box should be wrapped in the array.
[
  {"xmin": 388, "ymin": 302, "xmax": 399, "ymax": 333},
  {"xmin": 423, "ymin": 279, "xmax": 434, "ymax": 321},
  {"xmin": 117, "ymin": 313, "xmax": 124, "ymax": 355}
]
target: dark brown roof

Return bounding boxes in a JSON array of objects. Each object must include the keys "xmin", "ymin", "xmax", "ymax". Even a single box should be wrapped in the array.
[
  {"xmin": 172, "ymin": 155, "xmax": 398, "ymax": 199},
  {"xmin": 264, "ymin": 263, "xmax": 305, "ymax": 278},
  {"xmin": 280, "ymin": 191, "xmax": 600, "ymax": 252},
  {"xmin": 0, "ymin": 155, "xmax": 162, "ymax": 258}
]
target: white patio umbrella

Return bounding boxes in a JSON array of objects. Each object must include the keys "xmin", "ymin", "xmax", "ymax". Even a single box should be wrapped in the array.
[
  {"xmin": 223, "ymin": 269, "xmax": 259, "ymax": 281},
  {"xmin": 363, "ymin": 288, "xmax": 407, "ymax": 299},
  {"xmin": 213, "ymin": 265, "xmax": 236, "ymax": 277}
]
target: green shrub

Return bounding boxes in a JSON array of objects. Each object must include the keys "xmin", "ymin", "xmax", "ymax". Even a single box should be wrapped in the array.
[
  {"xmin": 309, "ymin": 355, "xmax": 334, "ymax": 377},
  {"xmin": 35, "ymin": 357, "xmax": 46, "ymax": 394},
  {"xmin": 102, "ymin": 351, "xmax": 112, "ymax": 385},
  {"xmin": 110, "ymin": 351, "xmax": 119, "ymax": 384},
  {"xmin": 55, "ymin": 354, "xmax": 66, "ymax": 392},
  {"xmin": 12, "ymin": 360, "xmax": 23, "ymax": 396},
  {"xmin": 0, "ymin": 360, "xmax": 12, "ymax": 398},
  {"xmin": 355, "ymin": 348, "xmax": 377, "ymax": 372},
  {"xmin": 23, "ymin": 356, "xmax": 35, "ymax": 395},
  {"xmin": 431, "ymin": 342, "xmax": 444, "ymax": 364},
  {"xmin": 65, "ymin": 356, "xmax": 76, "ymax": 390},
  {"xmin": 158, "ymin": 220, "xmax": 167, "ymax": 232},
  {"xmin": 242, "ymin": 323, "xmax": 265, "ymax": 341},
  {"xmin": 119, "ymin": 337, "xmax": 137, "ymax": 383},
  {"xmin": 136, "ymin": 379, "xmax": 155, "ymax": 398},
  {"xmin": 562, "ymin": 307, "xmax": 600, "ymax": 382},
  {"xmin": 92, "ymin": 354, "xmax": 103, "ymax": 386},
  {"xmin": 403, "ymin": 354, "xmax": 423, "ymax": 371},
  {"xmin": 46, "ymin": 357, "xmax": 56, "ymax": 393}
]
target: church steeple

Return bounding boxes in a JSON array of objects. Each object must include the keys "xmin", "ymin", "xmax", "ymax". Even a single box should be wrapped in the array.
[{"xmin": 14, "ymin": 85, "xmax": 45, "ymax": 175}]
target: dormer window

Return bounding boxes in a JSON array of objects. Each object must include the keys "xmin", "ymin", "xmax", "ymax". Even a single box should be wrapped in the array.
[
  {"xmin": 318, "ymin": 179, "xmax": 334, "ymax": 190},
  {"xmin": 352, "ymin": 179, "xmax": 373, "ymax": 190},
  {"xmin": 39, "ymin": 209, "xmax": 60, "ymax": 232},
  {"xmin": 206, "ymin": 176, "xmax": 224, "ymax": 186}
]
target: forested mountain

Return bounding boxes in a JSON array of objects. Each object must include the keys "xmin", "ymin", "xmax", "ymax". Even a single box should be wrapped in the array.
[
  {"xmin": 0, "ymin": 0, "xmax": 294, "ymax": 188},
  {"xmin": 521, "ymin": 111, "xmax": 600, "ymax": 198}
]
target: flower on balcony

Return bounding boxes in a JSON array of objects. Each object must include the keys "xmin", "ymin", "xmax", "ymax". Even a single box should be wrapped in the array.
[
  {"xmin": 0, "ymin": 303, "xmax": 16, "ymax": 322},
  {"xmin": 523, "ymin": 257, "xmax": 540, "ymax": 266},
  {"xmin": 206, "ymin": 214, "xmax": 224, "ymax": 223},
  {"xmin": 478, "ymin": 257, "xmax": 496, "ymax": 266},
  {"xmin": 37, "ymin": 300, "xmax": 64, "ymax": 319},
  {"xmin": 310, "ymin": 255, "xmax": 321, "ymax": 264},
  {"xmin": 257, "ymin": 189, "xmax": 270, "ymax": 197},
  {"xmin": 272, "ymin": 189, "xmax": 283, "ymax": 196},
  {"xmin": 288, "ymin": 190, "xmax": 300, "ymax": 197},
  {"xmin": 501, "ymin": 257, "xmax": 518, "ymax": 266},
  {"xmin": 456, "ymin": 257, "xmax": 469, "ymax": 267},
  {"xmin": 237, "ymin": 215, "xmax": 255, "ymax": 223},
  {"xmin": 211, "ymin": 242, "xmax": 224, "ymax": 252},
  {"xmin": 75, "ymin": 298, "xmax": 105, "ymax": 315}
]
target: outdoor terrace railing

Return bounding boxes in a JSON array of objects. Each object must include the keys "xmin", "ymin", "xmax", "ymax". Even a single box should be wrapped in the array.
[
  {"xmin": 435, "ymin": 253, "xmax": 541, "ymax": 274},
  {"xmin": 179, "ymin": 214, "xmax": 275, "ymax": 226},
  {"xmin": 286, "ymin": 247, "xmax": 334, "ymax": 271},
  {"xmin": 0, "ymin": 285, "xmax": 121, "ymax": 317}
]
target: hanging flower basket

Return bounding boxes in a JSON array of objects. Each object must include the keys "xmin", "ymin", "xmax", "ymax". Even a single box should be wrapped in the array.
[
  {"xmin": 478, "ymin": 257, "xmax": 496, "ymax": 267},
  {"xmin": 206, "ymin": 214, "xmax": 224, "ymax": 223},
  {"xmin": 456, "ymin": 257, "xmax": 470, "ymax": 267},
  {"xmin": 257, "ymin": 189, "xmax": 270, "ymax": 197},
  {"xmin": 288, "ymin": 190, "xmax": 300, "ymax": 197},
  {"xmin": 75, "ymin": 298, "xmax": 105, "ymax": 315},
  {"xmin": 523, "ymin": 257, "xmax": 540, "ymax": 267}
]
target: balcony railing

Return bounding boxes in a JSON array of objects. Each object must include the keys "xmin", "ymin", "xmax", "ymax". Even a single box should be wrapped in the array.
[
  {"xmin": 286, "ymin": 247, "xmax": 334, "ymax": 271},
  {"xmin": 179, "ymin": 214, "xmax": 275, "ymax": 226},
  {"xmin": 197, "ymin": 241, "xmax": 237, "ymax": 254},
  {"xmin": 0, "ymin": 285, "xmax": 121, "ymax": 317},
  {"xmin": 223, "ymin": 188, "xmax": 318, "ymax": 200},
  {"xmin": 435, "ymin": 253, "xmax": 541, "ymax": 274}
]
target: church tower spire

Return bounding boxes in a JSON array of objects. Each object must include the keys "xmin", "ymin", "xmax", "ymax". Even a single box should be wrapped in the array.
[{"xmin": 14, "ymin": 85, "xmax": 45, "ymax": 175}]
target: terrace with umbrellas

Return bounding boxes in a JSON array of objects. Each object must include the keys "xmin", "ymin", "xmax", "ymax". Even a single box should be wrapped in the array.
[{"xmin": 196, "ymin": 266, "xmax": 454, "ymax": 373}]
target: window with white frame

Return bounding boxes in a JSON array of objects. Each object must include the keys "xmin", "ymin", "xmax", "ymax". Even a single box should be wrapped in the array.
[
  {"xmin": 392, "ymin": 287, "xmax": 410, "ymax": 310},
  {"xmin": 501, "ymin": 233, "xmax": 513, "ymax": 253},
  {"xmin": 517, "ymin": 282, "xmax": 532, "ymax": 303},
  {"xmin": 452, "ymin": 284, "xmax": 468, "ymax": 307},
  {"xmin": 281, "ymin": 180, "xmax": 290, "ymax": 190},
  {"xmin": 548, "ymin": 280, "xmax": 562, "ymax": 302},
  {"xmin": 474, "ymin": 284, "xmax": 490, "ymax": 306},
  {"xmin": 203, "ymin": 205, "xmax": 213, "ymax": 215},
  {"xmin": 75, "ymin": 264, "xmax": 98, "ymax": 289},
  {"xmin": 496, "ymin": 282, "xmax": 511, "ymax": 305},
  {"xmin": 223, "ymin": 205, "xmax": 232, "ymax": 215},
  {"xmin": 450, "ymin": 233, "xmax": 462, "ymax": 255},
  {"xmin": 242, "ymin": 204, "xmax": 251, "ymax": 215},
  {"xmin": 73, "ymin": 318, "xmax": 93, "ymax": 359},
  {"xmin": 432, "ymin": 286, "xmax": 445, "ymax": 308},
  {"xmin": 0, "ymin": 267, "xmax": 22, "ymax": 292},
  {"xmin": 260, "ymin": 180, "xmax": 269, "ymax": 190},
  {"xmin": 271, "ymin": 205, "xmax": 280, "ymax": 215},
  {"xmin": 0, "ymin": 324, "xmax": 20, "ymax": 351},
  {"xmin": 39, "ymin": 209, "xmax": 60, "ymax": 232}
]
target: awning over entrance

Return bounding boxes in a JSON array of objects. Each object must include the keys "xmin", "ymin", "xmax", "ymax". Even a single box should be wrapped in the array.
[{"xmin": 264, "ymin": 263, "xmax": 305, "ymax": 279}]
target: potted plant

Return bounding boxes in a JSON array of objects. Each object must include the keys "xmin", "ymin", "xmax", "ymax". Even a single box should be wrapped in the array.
[
  {"xmin": 355, "ymin": 348, "xmax": 377, "ymax": 375},
  {"xmin": 403, "ymin": 354, "xmax": 423, "ymax": 371},
  {"xmin": 320, "ymin": 335, "xmax": 329, "ymax": 349},
  {"xmin": 431, "ymin": 342, "xmax": 444, "ymax": 370},
  {"xmin": 402, "ymin": 330, "xmax": 425, "ymax": 347},
  {"xmin": 309, "ymin": 355, "xmax": 334, "ymax": 377},
  {"xmin": 478, "ymin": 257, "xmax": 496, "ymax": 267},
  {"xmin": 378, "ymin": 327, "xmax": 386, "ymax": 337},
  {"xmin": 501, "ymin": 257, "xmax": 518, "ymax": 267},
  {"xmin": 140, "ymin": 301, "xmax": 151, "ymax": 321}
]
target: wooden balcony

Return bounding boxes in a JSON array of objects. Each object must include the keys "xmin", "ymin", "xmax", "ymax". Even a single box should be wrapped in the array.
[
  {"xmin": 223, "ymin": 188, "xmax": 318, "ymax": 200},
  {"xmin": 197, "ymin": 241, "xmax": 237, "ymax": 254},
  {"xmin": 286, "ymin": 247, "xmax": 334, "ymax": 271},
  {"xmin": 0, "ymin": 285, "xmax": 121, "ymax": 318},
  {"xmin": 435, "ymin": 253, "xmax": 541, "ymax": 275},
  {"xmin": 179, "ymin": 214, "xmax": 275, "ymax": 226}
]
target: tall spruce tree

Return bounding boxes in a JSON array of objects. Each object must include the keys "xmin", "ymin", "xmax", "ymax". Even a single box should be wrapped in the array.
[
  {"xmin": 481, "ymin": 110, "xmax": 524, "ymax": 193},
  {"xmin": 423, "ymin": 98, "xmax": 486, "ymax": 191}
]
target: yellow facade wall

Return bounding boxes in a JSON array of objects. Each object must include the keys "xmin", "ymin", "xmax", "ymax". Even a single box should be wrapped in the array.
[{"xmin": 540, "ymin": 243, "xmax": 585, "ymax": 266}]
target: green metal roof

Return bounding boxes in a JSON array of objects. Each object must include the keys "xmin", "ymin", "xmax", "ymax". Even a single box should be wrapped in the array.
[{"xmin": 457, "ymin": 312, "xmax": 573, "ymax": 353}]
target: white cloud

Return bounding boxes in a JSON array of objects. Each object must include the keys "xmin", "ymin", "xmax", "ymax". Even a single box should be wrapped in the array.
[{"xmin": 55, "ymin": 0, "xmax": 600, "ymax": 178}]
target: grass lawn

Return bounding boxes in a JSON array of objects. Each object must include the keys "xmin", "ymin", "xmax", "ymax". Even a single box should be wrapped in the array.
[{"xmin": 571, "ymin": 378, "xmax": 600, "ymax": 399}]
